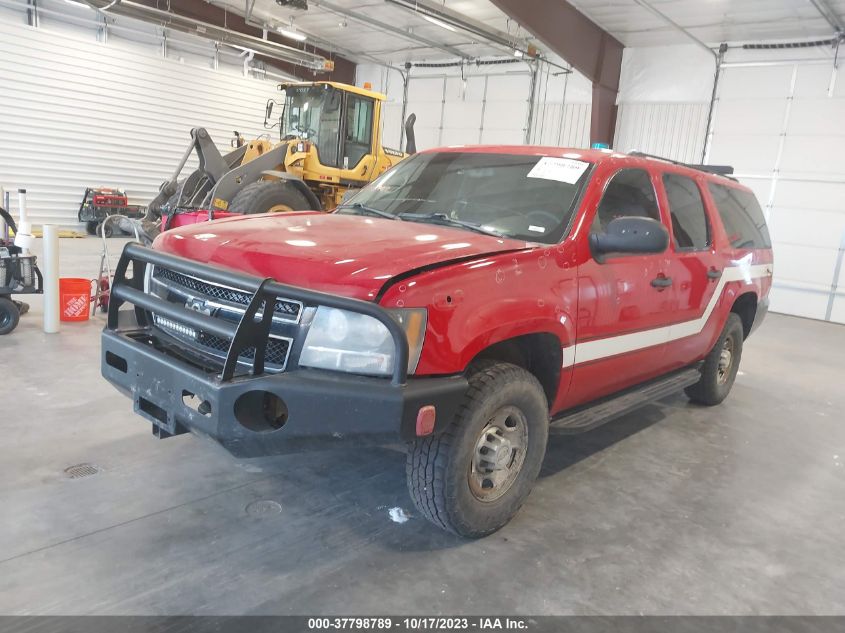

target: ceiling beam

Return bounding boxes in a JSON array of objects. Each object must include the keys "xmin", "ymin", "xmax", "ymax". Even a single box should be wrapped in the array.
[
  {"xmin": 633, "ymin": 0, "xmax": 716, "ymax": 58},
  {"xmin": 131, "ymin": 0, "xmax": 356, "ymax": 82},
  {"xmin": 384, "ymin": 0, "xmax": 528, "ymax": 57},
  {"xmin": 313, "ymin": 0, "xmax": 468, "ymax": 59},
  {"xmin": 488, "ymin": 0, "xmax": 623, "ymax": 146},
  {"xmin": 808, "ymin": 0, "xmax": 845, "ymax": 33}
]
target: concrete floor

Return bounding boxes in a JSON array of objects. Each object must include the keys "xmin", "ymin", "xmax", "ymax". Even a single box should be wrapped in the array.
[{"xmin": 1, "ymin": 236, "xmax": 844, "ymax": 615}]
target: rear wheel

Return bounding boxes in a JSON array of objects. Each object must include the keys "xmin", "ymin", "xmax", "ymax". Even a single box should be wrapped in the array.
[
  {"xmin": 685, "ymin": 313, "xmax": 744, "ymax": 406},
  {"xmin": 0, "ymin": 297, "xmax": 21, "ymax": 335},
  {"xmin": 228, "ymin": 180, "xmax": 314, "ymax": 215},
  {"xmin": 85, "ymin": 220, "xmax": 99, "ymax": 235},
  {"xmin": 406, "ymin": 361, "xmax": 549, "ymax": 538},
  {"xmin": 95, "ymin": 222, "xmax": 113, "ymax": 238}
]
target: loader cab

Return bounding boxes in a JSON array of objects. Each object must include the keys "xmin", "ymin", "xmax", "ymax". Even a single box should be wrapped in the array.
[{"xmin": 280, "ymin": 83, "xmax": 379, "ymax": 174}]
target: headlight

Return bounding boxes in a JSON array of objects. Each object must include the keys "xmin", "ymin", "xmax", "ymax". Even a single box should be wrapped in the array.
[{"xmin": 299, "ymin": 307, "xmax": 427, "ymax": 377}]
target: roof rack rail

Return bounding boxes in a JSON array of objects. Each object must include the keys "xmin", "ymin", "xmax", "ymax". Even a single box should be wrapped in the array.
[{"xmin": 628, "ymin": 151, "xmax": 735, "ymax": 178}]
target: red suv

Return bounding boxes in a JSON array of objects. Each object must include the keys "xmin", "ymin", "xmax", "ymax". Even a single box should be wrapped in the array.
[{"xmin": 102, "ymin": 146, "xmax": 773, "ymax": 537}]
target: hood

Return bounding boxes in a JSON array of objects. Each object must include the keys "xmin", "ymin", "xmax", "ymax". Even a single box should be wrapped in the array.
[{"xmin": 153, "ymin": 212, "xmax": 530, "ymax": 300}]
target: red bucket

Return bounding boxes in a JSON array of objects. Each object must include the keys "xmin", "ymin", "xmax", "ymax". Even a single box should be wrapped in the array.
[{"xmin": 60, "ymin": 278, "xmax": 93, "ymax": 322}]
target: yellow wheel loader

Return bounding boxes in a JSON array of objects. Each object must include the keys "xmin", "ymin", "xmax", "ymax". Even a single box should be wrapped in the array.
[{"xmin": 142, "ymin": 81, "xmax": 416, "ymax": 236}]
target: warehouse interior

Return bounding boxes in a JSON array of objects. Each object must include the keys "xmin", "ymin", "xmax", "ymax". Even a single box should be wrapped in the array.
[{"xmin": 1, "ymin": 0, "xmax": 845, "ymax": 619}]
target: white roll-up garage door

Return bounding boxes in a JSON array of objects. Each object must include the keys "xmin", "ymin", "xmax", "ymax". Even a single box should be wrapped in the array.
[
  {"xmin": 0, "ymin": 18, "xmax": 284, "ymax": 226},
  {"xmin": 708, "ymin": 60, "xmax": 845, "ymax": 323},
  {"xmin": 404, "ymin": 70, "xmax": 533, "ymax": 151}
]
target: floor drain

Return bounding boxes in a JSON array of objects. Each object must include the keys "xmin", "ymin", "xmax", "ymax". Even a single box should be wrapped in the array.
[
  {"xmin": 64, "ymin": 463, "xmax": 100, "ymax": 479},
  {"xmin": 246, "ymin": 499, "xmax": 282, "ymax": 517}
]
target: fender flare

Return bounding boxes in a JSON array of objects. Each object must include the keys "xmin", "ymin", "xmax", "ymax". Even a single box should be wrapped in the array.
[{"xmin": 259, "ymin": 170, "xmax": 323, "ymax": 211}]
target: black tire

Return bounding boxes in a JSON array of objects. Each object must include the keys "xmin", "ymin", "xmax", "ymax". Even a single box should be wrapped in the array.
[
  {"xmin": 407, "ymin": 361, "xmax": 549, "ymax": 538},
  {"xmin": 96, "ymin": 222, "xmax": 113, "ymax": 238},
  {"xmin": 685, "ymin": 312, "xmax": 744, "ymax": 406},
  {"xmin": 85, "ymin": 220, "xmax": 99, "ymax": 235},
  {"xmin": 0, "ymin": 297, "xmax": 20, "ymax": 335},
  {"xmin": 228, "ymin": 180, "xmax": 314, "ymax": 215}
]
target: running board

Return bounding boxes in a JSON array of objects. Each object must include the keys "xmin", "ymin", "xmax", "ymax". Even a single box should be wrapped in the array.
[{"xmin": 550, "ymin": 366, "xmax": 702, "ymax": 434}]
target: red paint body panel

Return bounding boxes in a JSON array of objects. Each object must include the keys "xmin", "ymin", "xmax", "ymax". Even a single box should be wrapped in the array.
[
  {"xmin": 153, "ymin": 147, "xmax": 773, "ymax": 417},
  {"xmin": 154, "ymin": 211, "xmax": 529, "ymax": 300},
  {"xmin": 162, "ymin": 210, "xmax": 240, "ymax": 228}
]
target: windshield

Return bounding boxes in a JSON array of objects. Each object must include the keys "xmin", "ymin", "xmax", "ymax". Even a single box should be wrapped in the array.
[
  {"xmin": 337, "ymin": 152, "xmax": 591, "ymax": 243},
  {"xmin": 283, "ymin": 85, "xmax": 342, "ymax": 165}
]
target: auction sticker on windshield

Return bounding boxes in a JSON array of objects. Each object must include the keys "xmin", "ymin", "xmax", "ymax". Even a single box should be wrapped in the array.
[{"xmin": 526, "ymin": 157, "xmax": 589, "ymax": 184}]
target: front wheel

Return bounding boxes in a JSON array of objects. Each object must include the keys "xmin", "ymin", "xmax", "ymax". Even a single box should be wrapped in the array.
[
  {"xmin": 685, "ymin": 312, "xmax": 744, "ymax": 406},
  {"xmin": 406, "ymin": 362, "xmax": 549, "ymax": 538}
]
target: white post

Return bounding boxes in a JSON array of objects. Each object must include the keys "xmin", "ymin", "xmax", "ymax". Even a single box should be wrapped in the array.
[
  {"xmin": 0, "ymin": 187, "xmax": 7, "ymax": 240},
  {"xmin": 13, "ymin": 188, "xmax": 34, "ymax": 254},
  {"xmin": 42, "ymin": 225, "xmax": 60, "ymax": 334}
]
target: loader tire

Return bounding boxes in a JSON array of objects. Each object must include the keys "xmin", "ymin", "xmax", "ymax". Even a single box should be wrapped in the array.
[{"xmin": 228, "ymin": 180, "xmax": 313, "ymax": 215}]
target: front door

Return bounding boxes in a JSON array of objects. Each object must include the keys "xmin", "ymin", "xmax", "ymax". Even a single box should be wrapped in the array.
[
  {"xmin": 339, "ymin": 93, "xmax": 376, "ymax": 180},
  {"xmin": 568, "ymin": 166, "xmax": 675, "ymax": 407}
]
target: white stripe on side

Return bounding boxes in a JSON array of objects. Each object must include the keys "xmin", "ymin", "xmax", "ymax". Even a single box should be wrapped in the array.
[{"xmin": 562, "ymin": 263, "xmax": 771, "ymax": 368}]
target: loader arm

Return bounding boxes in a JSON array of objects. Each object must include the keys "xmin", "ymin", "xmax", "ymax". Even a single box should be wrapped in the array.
[{"xmin": 146, "ymin": 128, "xmax": 247, "ymax": 217}]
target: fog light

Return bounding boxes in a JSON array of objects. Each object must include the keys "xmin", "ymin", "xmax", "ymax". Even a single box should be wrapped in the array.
[{"xmin": 416, "ymin": 405, "xmax": 436, "ymax": 436}]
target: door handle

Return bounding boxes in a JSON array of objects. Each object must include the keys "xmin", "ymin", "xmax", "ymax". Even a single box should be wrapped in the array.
[
  {"xmin": 651, "ymin": 276, "xmax": 672, "ymax": 289},
  {"xmin": 707, "ymin": 268, "xmax": 722, "ymax": 280}
]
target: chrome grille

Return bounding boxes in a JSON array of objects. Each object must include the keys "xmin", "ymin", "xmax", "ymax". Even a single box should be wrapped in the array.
[
  {"xmin": 153, "ymin": 267, "xmax": 301, "ymax": 321},
  {"xmin": 153, "ymin": 314, "xmax": 292, "ymax": 369},
  {"xmin": 197, "ymin": 331, "xmax": 291, "ymax": 366}
]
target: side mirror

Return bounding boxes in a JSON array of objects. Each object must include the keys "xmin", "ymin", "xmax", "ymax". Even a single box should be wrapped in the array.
[
  {"xmin": 590, "ymin": 216, "xmax": 668, "ymax": 260},
  {"xmin": 264, "ymin": 100, "xmax": 274, "ymax": 125}
]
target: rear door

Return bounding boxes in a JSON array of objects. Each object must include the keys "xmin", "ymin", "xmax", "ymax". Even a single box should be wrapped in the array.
[
  {"xmin": 568, "ymin": 165, "xmax": 675, "ymax": 407},
  {"xmin": 657, "ymin": 171, "xmax": 724, "ymax": 369}
]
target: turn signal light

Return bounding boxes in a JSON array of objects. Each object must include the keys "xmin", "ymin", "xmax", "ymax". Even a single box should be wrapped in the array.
[{"xmin": 416, "ymin": 405, "xmax": 436, "ymax": 436}]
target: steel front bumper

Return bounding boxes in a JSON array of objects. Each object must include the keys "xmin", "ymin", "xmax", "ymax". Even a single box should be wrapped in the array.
[
  {"xmin": 102, "ymin": 329, "xmax": 467, "ymax": 457},
  {"xmin": 101, "ymin": 243, "xmax": 467, "ymax": 457}
]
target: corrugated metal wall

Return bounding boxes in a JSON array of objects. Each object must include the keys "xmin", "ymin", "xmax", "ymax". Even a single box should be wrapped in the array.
[
  {"xmin": 531, "ymin": 102, "xmax": 591, "ymax": 149},
  {"xmin": 613, "ymin": 102, "xmax": 709, "ymax": 163},
  {"xmin": 0, "ymin": 17, "xmax": 283, "ymax": 226}
]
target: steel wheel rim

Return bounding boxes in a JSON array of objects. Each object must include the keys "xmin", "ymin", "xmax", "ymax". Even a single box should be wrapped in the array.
[
  {"xmin": 468, "ymin": 405, "xmax": 528, "ymax": 502},
  {"xmin": 267, "ymin": 203, "xmax": 294, "ymax": 213},
  {"xmin": 717, "ymin": 336, "xmax": 734, "ymax": 384}
]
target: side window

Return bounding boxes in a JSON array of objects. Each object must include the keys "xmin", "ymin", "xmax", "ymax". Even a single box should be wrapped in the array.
[
  {"xmin": 344, "ymin": 95, "xmax": 374, "ymax": 169},
  {"xmin": 707, "ymin": 183, "xmax": 772, "ymax": 249},
  {"xmin": 594, "ymin": 168, "xmax": 660, "ymax": 232},
  {"xmin": 663, "ymin": 173, "xmax": 710, "ymax": 250}
]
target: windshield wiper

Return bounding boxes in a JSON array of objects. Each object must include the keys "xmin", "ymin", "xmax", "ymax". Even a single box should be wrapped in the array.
[
  {"xmin": 398, "ymin": 212, "xmax": 504, "ymax": 238},
  {"xmin": 337, "ymin": 202, "xmax": 398, "ymax": 220}
]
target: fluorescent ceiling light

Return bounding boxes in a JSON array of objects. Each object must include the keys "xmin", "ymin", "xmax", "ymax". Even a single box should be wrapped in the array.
[
  {"xmin": 421, "ymin": 14, "xmax": 457, "ymax": 32},
  {"xmin": 277, "ymin": 27, "xmax": 307, "ymax": 41},
  {"xmin": 64, "ymin": 0, "xmax": 93, "ymax": 7}
]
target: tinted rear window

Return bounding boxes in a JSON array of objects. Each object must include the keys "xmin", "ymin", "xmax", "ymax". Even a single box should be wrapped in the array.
[
  {"xmin": 664, "ymin": 173, "xmax": 710, "ymax": 250},
  {"xmin": 707, "ymin": 183, "xmax": 771, "ymax": 249}
]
